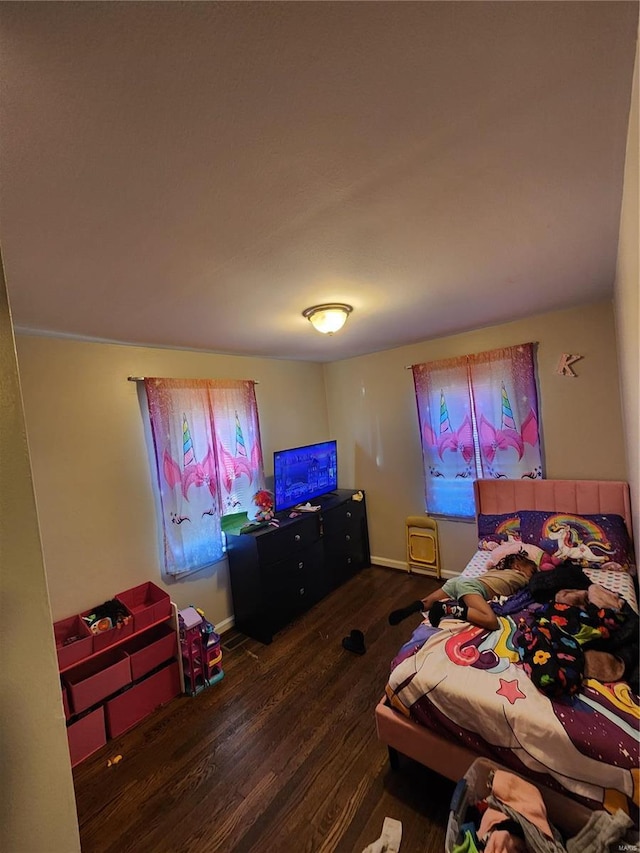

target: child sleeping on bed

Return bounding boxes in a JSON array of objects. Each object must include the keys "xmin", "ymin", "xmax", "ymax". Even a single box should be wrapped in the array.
[{"xmin": 389, "ymin": 550, "xmax": 537, "ymax": 631}]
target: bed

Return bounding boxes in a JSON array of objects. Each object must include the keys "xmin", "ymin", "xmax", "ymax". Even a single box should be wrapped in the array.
[{"xmin": 375, "ymin": 479, "xmax": 639, "ymax": 825}]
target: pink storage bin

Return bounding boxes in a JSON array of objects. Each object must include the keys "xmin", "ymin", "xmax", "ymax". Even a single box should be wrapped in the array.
[
  {"xmin": 67, "ymin": 706, "xmax": 106, "ymax": 767},
  {"xmin": 105, "ymin": 660, "xmax": 181, "ymax": 739},
  {"xmin": 81, "ymin": 603, "xmax": 134, "ymax": 652},
  {"xmin": 64, "ymin": 648, "xmax": 131, "ymax": 715},
  {"xmin": 116, "ymin": 582, "xmax": 171, "ymax": 632},
  {"xmin": 122, "ymin": 622, "xmax": 178, "ymax": 682},
  {"xmin": 54, "ymin": 615, "xmax": 93, "ymax": 670}
]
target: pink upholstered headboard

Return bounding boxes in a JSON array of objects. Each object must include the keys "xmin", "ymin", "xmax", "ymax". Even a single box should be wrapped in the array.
[{"xmin": 474, "ymin": 479, "xmax": 633, "ymax": 544}]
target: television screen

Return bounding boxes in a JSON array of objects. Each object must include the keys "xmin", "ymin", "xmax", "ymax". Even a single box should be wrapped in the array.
[{"xmin": 273, "ymin": 440, "xmax": 338, "ymax": 512}]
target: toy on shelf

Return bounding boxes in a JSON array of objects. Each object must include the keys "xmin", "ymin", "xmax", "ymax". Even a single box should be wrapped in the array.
[
  {"xmin": 252, "ymin": 489, "xmax": 275, "ymax": 523},
  {"xmin": 178, "ymin": 606, "xmax": 224, "ymax": 696},
  {"xmin": 82, "ymin": 599, "xmax": 132, "ymax": 634}
]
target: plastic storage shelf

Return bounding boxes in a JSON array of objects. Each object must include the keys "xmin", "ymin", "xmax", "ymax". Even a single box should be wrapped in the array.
[{"xmin": 178, "ymin": 608, "xmax": 224, "ymax": 696}]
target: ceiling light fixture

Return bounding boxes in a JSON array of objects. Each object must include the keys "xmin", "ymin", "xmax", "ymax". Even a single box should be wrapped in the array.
[{"xmin": 302, "ymin": 303, "xmax": 353, "ymax": 335}]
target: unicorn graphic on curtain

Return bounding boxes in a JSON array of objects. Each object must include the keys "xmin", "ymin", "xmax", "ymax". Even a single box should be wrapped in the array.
[
  {"xmin": 478, "ymin": 383, "xmax": 539, "ymax": 466},
  {"xmin": 421, "ymin": 391, "xmax": 474, "ymax": 479},
  {"xmin": 477, "ymin": 383, "xmax": 541, "ymax": 479},
  {"xmin": 217, "ymin": 410, "xmax": 264, "ymax": 513},
  {"xmin": 162, "ymin": 414, "xmax": 218, "ymax": 521},
  {"xmin": 421, "ymin": 384, "xmax": 541, "ymax": 481},
  {"xmin": 157, "ymin": 412, "xmax": 223, "ymax": 574}
]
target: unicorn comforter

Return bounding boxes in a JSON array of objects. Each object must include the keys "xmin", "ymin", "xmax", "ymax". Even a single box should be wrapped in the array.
[{"xmin": 385, "ymin": 553, "xmax": 640, "ymax": 817}]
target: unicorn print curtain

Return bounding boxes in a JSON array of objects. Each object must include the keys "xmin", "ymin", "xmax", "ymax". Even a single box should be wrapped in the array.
[
  {"xmin": 144, "ymin": 378, "xmax": 265, "ymax": 576},
  {"xmin": 412, "ymin": 343, "xmax": 542, "ymax": 518},
  {"xmin": 413, "ymin": 355, "xmax": 478, "ymax": 518},
  {"xmin": 208, "ymin": 380, "xmax": 265, "ymax": 515},
  {"xmin": 468, "ymin": 344, "xmax": 542, "ymax": 481}
]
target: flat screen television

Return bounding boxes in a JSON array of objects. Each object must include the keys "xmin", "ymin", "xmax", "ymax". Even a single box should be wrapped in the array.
[{"xmin": 273, "ymin": 440, "xmax": 338, "ymax": 513}]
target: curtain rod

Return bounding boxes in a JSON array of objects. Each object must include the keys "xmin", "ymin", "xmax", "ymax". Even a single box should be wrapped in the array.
[
  {"xmin": 405, "ymin": 342, "xmax": 537, "ymax": 371},
  {"xmin": 127, "ymin": 376, "xmax": 260, "ymax": 384}
]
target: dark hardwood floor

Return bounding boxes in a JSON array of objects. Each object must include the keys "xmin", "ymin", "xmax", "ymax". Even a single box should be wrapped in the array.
[{"xmin": 73, "ymin": 566, "xmax": 454, "ymax": 853}]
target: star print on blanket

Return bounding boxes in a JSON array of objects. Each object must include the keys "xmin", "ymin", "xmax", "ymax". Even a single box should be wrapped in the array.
[{"xmin": 496, "ymin": 678, "xmax": 527, "ymax": 705}]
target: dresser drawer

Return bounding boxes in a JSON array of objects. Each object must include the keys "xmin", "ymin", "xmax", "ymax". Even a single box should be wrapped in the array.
[
  {"xmin": 324, "ymin": 525, "xmax": 363, "ymax": 554},
  {"xmin": 256, "ymin": 515, "xmax": 320, "ymax": 564},
  {"xmin": 268, "ymin": 576, "xmax": 312, "ymax": 621},
  {"xmin": 321, "ymin": 499, "xmax": 365, "ymax": 536},
  {"xmin": 327, "ymin": 544, "xmax": 366, "ymax": 588},
  {"xmin": 263, "ymin": 541, "xmax": 326, "ymax": 610}
]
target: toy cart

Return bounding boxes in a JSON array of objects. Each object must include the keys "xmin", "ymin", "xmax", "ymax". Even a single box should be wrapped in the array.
[{"xmin": 178, "ymin": 606, "xmax": 224, "ymax": 696}]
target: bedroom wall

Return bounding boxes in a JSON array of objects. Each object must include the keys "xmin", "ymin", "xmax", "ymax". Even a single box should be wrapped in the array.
[
  {"xmin": 15, "ymin": 336, "xmax": 329, "ymax": 623},
  {"xmin": 614, "ymin": 33, "xmax": 639, "ymax": 551},
  {"xmin": 14, "ymin": 297, "xmax": 629, "ymax": 629},
  {"xmin": 1, "ymin": 275, "xmax": 81, "ymax": 852},
  {"xmin": 323, "ymin": 300, "xmax": 627, "ymax": 577}
]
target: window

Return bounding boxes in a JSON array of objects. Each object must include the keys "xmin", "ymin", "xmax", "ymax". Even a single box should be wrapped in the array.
[
  {"xmin": 412, "ymin": 343, "xmax": 542, "ymax": 519},
  {"xmin": 144, "ymin": 378, "xmax": 265, "ymax": 575}
]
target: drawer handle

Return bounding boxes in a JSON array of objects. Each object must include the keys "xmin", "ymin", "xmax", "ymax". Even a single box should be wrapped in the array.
[
  {"xmin": 347, "ymin": 557, "xmax": 352, "ymax": 564},
  {"xmin": 346, "ymin": 511, "xmax": 352, "ymax": 518},
  {"xmin": 299, "ymin": 587, "xmax": 305, "ymax": 596},
  {"xmin": 298, "ymin": 562, "xmax": 304, "ymax": 570},
  {"xmin": 345, "ymin": 534, "xmax": 351, "ymax": 541},
  {"xmin": 294, "ymin": 534, "xmax": 301, "ymax": 542}
]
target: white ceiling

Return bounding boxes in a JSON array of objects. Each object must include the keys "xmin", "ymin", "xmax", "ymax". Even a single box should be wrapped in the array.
[{"xmin": 1, "ymin": 2, "xmax": 637, "ymax": 362}]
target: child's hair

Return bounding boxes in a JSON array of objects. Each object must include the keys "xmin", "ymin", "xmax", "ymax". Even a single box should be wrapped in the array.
[{"xmin": 495, "ymin": 548, "xmax": 537, "ymax": 575}]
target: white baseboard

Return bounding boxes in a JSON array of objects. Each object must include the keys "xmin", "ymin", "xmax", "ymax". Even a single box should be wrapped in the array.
[
  {"xmin": 371, "ymin": 555, "xmax": 458, "ymax": 580},
  {"xmin": 216, "ymin": 615, "xmax": 235, "ymax": 634},
  {"xmin": 372, "ymin": 556, "xmax": 408, "ymax": 572}
]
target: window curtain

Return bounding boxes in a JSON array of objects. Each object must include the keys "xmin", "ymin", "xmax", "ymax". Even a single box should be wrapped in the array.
[
  {"xmin": 144, "ymin": 378, "xmax": 265, "ymax": 576},
  {"xmin": 412, "ymin": 343, "xmax": 542, "ymax": 518},
  {"xmin": 469, "ymin": 344, "xmax": 542, "ymax": 481},
  {"xmin": 208, "ymin": 380, "xmax": 265, "ymax": 515},
  {"xmin": 413, "ymin": 356, "xmax": 479, "ymax": 519}
]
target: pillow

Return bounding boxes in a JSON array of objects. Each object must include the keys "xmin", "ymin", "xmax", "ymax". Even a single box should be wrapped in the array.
[
  {"xmin": 477, "ymin": 512, "xmax": 521, "ymax": 550},
  {"xmin": 485, "ymin": 540, "xmax": 546, "ymax": 568},
  {"xmin": 519, "ymin": 510, "xmax": 636, "ymax": 574}
]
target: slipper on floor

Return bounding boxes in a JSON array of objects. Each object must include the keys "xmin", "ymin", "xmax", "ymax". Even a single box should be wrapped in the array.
[{"xmin": 342, "ymin": 629, "xmax": 366, "ymax": 655}]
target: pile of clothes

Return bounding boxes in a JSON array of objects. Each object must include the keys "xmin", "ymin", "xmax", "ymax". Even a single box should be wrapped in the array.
[
  {"xmin": 492, "ymin": 560, "xmax": 639, "ymax": 698},
  {"xmin": 452, "ymin": 767, "xmax": 633, "ymax": 853}
]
